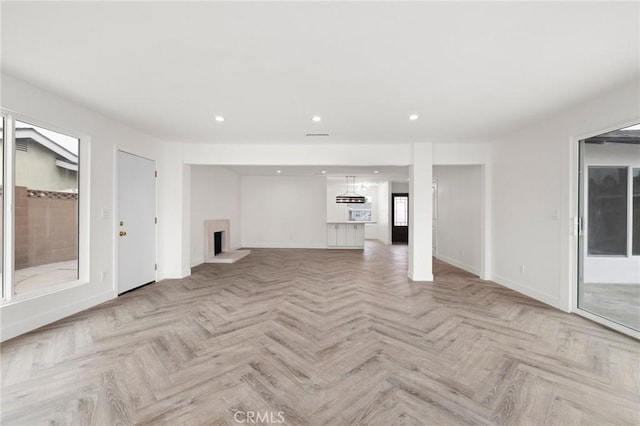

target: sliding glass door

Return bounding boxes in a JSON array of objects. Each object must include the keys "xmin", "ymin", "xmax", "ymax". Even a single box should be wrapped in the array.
[{"xmin": 578, "ymin": 124, "xmax": 640, "ymax": 333}]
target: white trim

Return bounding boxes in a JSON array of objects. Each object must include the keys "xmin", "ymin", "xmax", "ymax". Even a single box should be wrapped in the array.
[
  {"xmin": 408, "ymin": 272, "xmax": 434, "ymax": 282},
  {"xmin": 3, "ymin": 279, "xmax": 88, "ymax": 304},
  {"xmin": 244, "ymin": 242, "xmax": 329, "ymax": 249},
  {"xmin": 0, "ymin": 290, "xmax": 114, "ymax": 342},
  {"xmin": 574, "ymin": 308, "xmax": 640, "ymax": 340},
  {"xmin": 492, "ymin": 273, "xmax": 564, "ymax": 312},
  {"xmin": 435, "ymin": 254, "xmax": 480, "ymax": 277},
  {"xmin": 158, "ymin": 269, "xmax": 191, "ymax": 280},
  {"xmin": 78, "ymin": 136, "xmax": 91, "ymax": 284},
  {"xmin": 3, "ymin": 115, "xmax": 16, "ymax": 301},
  {"xmin": 570, "ymin": 117, "xmax": 640, "ymax": 339}
]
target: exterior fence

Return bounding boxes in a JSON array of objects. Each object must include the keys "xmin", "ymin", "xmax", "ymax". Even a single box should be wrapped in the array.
[{"xmin": 13, "ymin": 186, "xmax": 78, "ymax": 269}]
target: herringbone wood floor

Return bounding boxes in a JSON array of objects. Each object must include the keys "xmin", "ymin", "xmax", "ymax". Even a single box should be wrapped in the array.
[{"xmin": 1, "ymin": 243, "xmax": 638, "ymax": 425}]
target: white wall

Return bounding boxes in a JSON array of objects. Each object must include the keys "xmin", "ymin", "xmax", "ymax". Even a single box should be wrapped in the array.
[
  {"xmin": 391, "ymin": 182, "xmax": 409, "ymax": 193},
  {"xmin": 491, "ymin": 78, "xmax": 640, "ymax": 312},
  {"xmin": 183, "ymin": 143, "xmax": 413, "ymax": 166},
  {"xmin": 433, "ymin": 165, "xmax": 482, "ymax": 276},
  {"xmin": 377, "ymin": 181, "xmax": 390, "ymax": 244},
  {"xmin": 190, "ymin": 166, "xmax": 241, "ymax": 267},
  {"xmin": 1, "ymin": 74, "xmax": 165, "ymax": 341},
  {"xmin": 241, "ymin": 175, "xmax": 327, "ymax": 248}
]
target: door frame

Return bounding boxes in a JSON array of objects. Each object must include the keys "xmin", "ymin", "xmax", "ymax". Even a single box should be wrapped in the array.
[
  {"xmin": 391, "ymin": 192, "xmax": 409, "ymax": 244},
  {"xmin": 114, "ymin": 149, "xmax": 157, "ymax": 295},
  {"xmin": 570, "ymin": 121, "xmax": 640, "ymax": 340}
]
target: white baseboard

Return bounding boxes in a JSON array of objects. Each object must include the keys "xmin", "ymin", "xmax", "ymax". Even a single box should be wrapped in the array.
[
  {"xmin": 435, "ymin": 254, "xmax": 480, "ymax": 276},
  {"xmin": 159, "ymin": 269, "xmax": 192, "ymax": 280},
  {"xmin": 1, "ymin": 290, "xmax": 115, "ymax": 342},
  {"xmin": 408, "ymin": 272, "xmax": 434, "ymax": 282},
  {"xmin": 242, "ymin": 242, "xmax": 328, "ymax": 249},
  {"xmin": 190, "ymin": 256, "xmax": 205, "ymax": 268},
  {"xmin": 491, "ymin": 273, "xmax": 564, "ymax": 311}
]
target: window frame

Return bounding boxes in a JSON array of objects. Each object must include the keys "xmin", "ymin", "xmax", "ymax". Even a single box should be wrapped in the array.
[
  {"xmin": 0, "ymin": 111, "xmax": 90, "ymax": 304},
  {"xmin": 585, "ymin": 165, "xmax": 629, "ymax": 257}
]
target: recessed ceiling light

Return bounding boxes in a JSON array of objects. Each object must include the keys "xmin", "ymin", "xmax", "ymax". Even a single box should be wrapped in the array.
[
  {"xmin": 276, "ymin": 170, "xmax": 282, "ymax": 174},
  {"xmin": 409, "ymin": 114, "xmax": 419, "ymax": 121},
  {"xmin": 321, "ymin": 170, "xmax": 327, "ymax": 174},
  {"xmin": 215, "ymin": 116, "xmax": 225, "ymax": 122},
  {"xmin": 312, "ymin": 116, "xmax": 322, "ymax": 122},
  {"xmin": 373, "ymin": 170, "xmax": 379, "ymax": 174}
]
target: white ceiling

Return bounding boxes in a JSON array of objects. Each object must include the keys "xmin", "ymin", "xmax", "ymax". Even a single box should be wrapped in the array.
[{"xmin": 1, "ymin": 1, "xmax": 638, "ymax": 144}]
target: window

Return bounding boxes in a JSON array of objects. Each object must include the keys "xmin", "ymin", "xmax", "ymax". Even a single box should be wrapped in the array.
[
  {"xmin": 13, "ymin": 121, "xmax": 79, "ymax": 296},
  {"xmin": 348, "ymin": 197, "xmax": 372, "ymax": 221},
  {"xmin": 0, "ymin": 115, "xmax": 82, "ymax": 301},
  {"xmin": 394, "ymin": 195, "xmax": 408, "ymax": 226},
  {"xmin": 587, "ymin": 167, "xmax": 628, "ymax": 256}
]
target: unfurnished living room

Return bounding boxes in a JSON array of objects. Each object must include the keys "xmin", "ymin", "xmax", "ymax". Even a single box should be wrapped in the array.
[{"xmin": 0, "ymin": 1, "xmax": 639, "ymax": 425}]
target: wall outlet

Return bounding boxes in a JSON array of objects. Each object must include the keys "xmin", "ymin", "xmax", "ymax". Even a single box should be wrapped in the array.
[{"xmin": 520, "ymin": 264, "xmax": 525, "ymax": 275}]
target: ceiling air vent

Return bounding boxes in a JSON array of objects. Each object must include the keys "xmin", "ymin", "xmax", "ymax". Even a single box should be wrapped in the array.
[{"xmin": 306, "ymin": 133, "xmax": 329, "ymax": 137}]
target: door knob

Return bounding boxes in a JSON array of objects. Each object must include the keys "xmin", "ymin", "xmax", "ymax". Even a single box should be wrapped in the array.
[{"xmin": 119, "ymin": 231, "xmax": 127, "ymax": 236}]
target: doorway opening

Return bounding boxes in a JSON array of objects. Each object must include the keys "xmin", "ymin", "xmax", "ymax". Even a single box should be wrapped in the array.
[
  {"xmin": 577, "ymin": 123, "xmax": 640, "ymax": 334},
  {"xmin": 391, "ymin": 193, "xmax": 409, "ymax": 244}
]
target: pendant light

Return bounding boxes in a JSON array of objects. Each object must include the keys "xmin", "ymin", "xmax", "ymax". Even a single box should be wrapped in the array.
[{"xmin": 336, "ymin": 176, "xmax": 366, "ymax": 203}]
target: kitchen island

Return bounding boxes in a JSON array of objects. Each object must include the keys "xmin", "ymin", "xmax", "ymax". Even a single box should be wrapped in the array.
[{"xmin": 327, "ymin": 222, "xmax": 365, "ymax": 249}]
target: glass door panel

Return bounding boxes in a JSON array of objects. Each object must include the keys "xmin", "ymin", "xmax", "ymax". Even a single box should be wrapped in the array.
[{"xmin": 578, "ymin": 125, "xmax": 640, "ymax": 333}]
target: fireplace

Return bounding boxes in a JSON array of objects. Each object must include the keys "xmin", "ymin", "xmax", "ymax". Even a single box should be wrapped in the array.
[
  {"xmin": 203, "ymin": 219, "xmax": 250, "ymax": 264},
  {"xmin": 214, "ymin": 231, "xmax": 223, "ymax": 256}
]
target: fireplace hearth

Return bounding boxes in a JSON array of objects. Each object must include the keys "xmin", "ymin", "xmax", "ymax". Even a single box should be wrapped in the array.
[{"xmin": 203, "ymin": 219, "xmax": 250, "ymax": 264}]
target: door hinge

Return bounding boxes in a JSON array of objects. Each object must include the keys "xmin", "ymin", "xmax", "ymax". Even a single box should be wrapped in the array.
[
  {"xmin": 577, "ymin": 217, "xmax": 584, "ymax": 235},
  {"xmin": 155, "ymin": 263, "xmax": 157, "ymax": 271},
  {"xmin": 155, "ymin": 170, "xmax": 158, "ymax": 178},
  {"xmin": 155, "ymin": 217, "xmax": 157, "ymax": 224}
]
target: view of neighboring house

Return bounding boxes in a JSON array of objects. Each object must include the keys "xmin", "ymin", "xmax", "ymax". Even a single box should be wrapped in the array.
[{"xmin": 14, "ymin": 125, "xmax": 78, "ymax": 192}]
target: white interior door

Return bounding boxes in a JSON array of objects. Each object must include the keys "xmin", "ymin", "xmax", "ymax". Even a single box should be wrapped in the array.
[{"xmin": 117, "ymin": 151, "xmax": 156, "ymax": 294}]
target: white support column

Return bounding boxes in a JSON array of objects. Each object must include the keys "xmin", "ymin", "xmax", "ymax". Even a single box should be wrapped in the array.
[
  {"xmin": 157, "ymin": 143, "xmax": 191, "ymax": 279},
  {"xmin": 408, "ymin": 143, "xmax": 434, "ymax": 281}
]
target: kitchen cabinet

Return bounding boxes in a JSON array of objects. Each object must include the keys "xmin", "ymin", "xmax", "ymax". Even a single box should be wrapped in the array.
[{"xmin": 327, "ymin": 222, "xmax": 365, "ymax": 249}]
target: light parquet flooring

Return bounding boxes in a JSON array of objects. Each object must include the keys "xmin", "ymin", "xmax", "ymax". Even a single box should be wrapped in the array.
[{"xmin": 1, "ymin": 243, "xmax": 639, "ymax": 425}]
